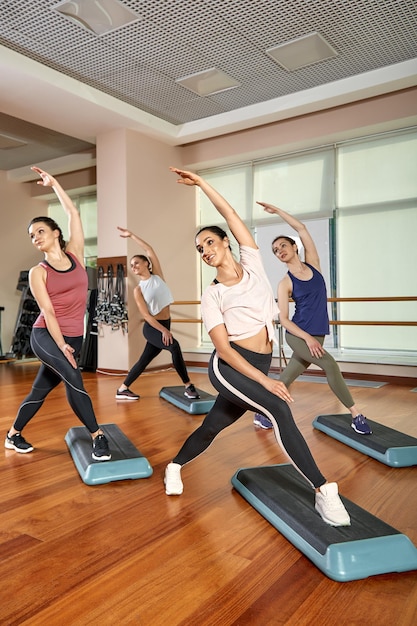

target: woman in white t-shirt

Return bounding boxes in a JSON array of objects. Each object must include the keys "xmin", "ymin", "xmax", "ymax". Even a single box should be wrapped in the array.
[
  {"xmin": 164, "ymin": 167, "xmax": 351, "ymax": 528},
  {"xmin": 115, "ymin": 228, "xmax": 199, "ymax": 401}
]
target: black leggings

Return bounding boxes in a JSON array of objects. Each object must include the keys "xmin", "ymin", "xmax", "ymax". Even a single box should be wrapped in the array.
[
  {"xmin": 13, "ymin": 328, "xmax": 100, "ymax": 434},
  {"xmin": 124, "ymin": 319, "xmax": 190, "ymax": 387},
  {"xmin": 173, "ymin": 344, "xmax": 326, "ymax": 489}
]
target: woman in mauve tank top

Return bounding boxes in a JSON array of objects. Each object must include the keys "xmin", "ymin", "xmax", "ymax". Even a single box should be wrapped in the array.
[{"xmin": 5, "ymin": 167, "xmax": 111, "ymax": 461}]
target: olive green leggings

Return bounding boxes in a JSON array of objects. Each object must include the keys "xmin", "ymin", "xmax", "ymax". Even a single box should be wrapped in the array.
[{"xmin": 280, "ymin": 332, "xmax": 354, "ymax": 409}]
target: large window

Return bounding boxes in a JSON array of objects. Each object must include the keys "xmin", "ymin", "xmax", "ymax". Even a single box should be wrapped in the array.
[
  {"xmin": 336, "ymin": 132, "xmax": 417, "ymax": 353},
  {"xmin": 198, "ymin": 128, "xmax": 417, "ymax": 359},
  {"xmin": 253, "ymin": 148, "xmax": 334, "ymax": 219}
]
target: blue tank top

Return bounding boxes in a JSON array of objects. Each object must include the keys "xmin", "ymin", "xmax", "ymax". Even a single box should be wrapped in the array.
[{"xmin": 287, "ymin": 263, "xmax": 329, "ymax": 336}]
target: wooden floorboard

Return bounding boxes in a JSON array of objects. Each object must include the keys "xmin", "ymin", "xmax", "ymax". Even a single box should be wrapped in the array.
[{"xmin": 0, "ymin": 361, "xmax": 416, "ymax": 625}]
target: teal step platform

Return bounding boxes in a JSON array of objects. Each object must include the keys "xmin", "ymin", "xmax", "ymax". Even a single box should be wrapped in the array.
[
  {"xmin": 65, "ymin": 423, "xmax": 153, "ymax": 485},
  {"xmin": 159, "ymin": 386, "xmax": 216, "ymax": 414},
  {"xmin": 313, "ymin": 414, "xmax": 417, "ymax": 467},
  {"xmin": 231, "ymin": 464, "xmax": 417, "ymax": 582}
]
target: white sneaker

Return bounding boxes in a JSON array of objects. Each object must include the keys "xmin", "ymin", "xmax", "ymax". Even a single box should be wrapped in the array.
[
  {"xmin": 315, "ymin": 483, "xmax": 351, "ymax": 527},
  {"xmin": 164, "ymin": 462, "xmax": 183, "ymax": 495}
]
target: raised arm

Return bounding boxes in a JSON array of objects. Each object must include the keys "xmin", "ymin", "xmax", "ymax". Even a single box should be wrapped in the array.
[
  {"xmin": 117, "ymin": 227, "xmax": 164, "ymax": 278},
  {"xmin": 31, "ymin": 167, "xmax": 84, "ymax": 264},
  {"xmin": 170, "ymin": 167, "xmax": 256, "ymax": 249},
  {"xmin": 257, "ymin": 201, "xmax": 320, "ymax": 270}
]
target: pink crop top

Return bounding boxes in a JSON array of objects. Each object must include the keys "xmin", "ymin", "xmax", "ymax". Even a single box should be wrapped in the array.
[{"xmin": 201, "ymin": 246, "xmax": 278, "ymax": 343}]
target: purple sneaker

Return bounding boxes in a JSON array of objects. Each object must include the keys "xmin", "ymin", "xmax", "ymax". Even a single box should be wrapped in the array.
[
  {"xmin": 253, "ymin": 413, "xmax": 273, "ymax": 430},
  {"xmin": 351, "ymin": 414, "xmax": 372, "ymax": 435}
]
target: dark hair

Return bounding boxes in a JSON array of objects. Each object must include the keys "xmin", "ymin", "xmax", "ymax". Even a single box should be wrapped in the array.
[
  {"xmin": 131, "ymin": 254, "xmax": 151, "ymax": 272},
  {"xmin": 272, "ymin": 234, "xmax": 296, "ymax": 247},
  {"xmin": 195, "ymin": 225, "xmax": 232, "ymax": 251},
  {"xmin": 272, "ymin": 235, "xmax": 298, "ymax": 255},
  {"xmin": 28, "ymin": 216, "xmax": 66, "ymax": 250}
]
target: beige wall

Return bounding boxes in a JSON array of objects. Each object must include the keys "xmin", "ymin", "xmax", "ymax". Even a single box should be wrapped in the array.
[
  {"xmin": 96, "ymin": 128, "xmax": 200, "ymax": 372},
  {"xmin": 182, "ymin": 87, "xmax": 417, "ymax": 168},
  {"xmin": 0, "ymin": 172, "xmax": 47, "ymax": 354}
]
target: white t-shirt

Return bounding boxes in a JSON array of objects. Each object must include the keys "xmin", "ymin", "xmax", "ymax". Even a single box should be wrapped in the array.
[
  {"xmin": 139, "ymin": 274, "xmax": 173, "ymax": 316},
  {"xmin": 201, "ymin": 245, "xmax": 278, "ymax": 343}
]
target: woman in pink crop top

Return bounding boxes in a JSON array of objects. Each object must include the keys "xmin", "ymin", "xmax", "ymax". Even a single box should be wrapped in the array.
[
  {"xmin": 114, "ymin": 228, "xmax": 199, "ymax": 401},
  {"xmin": 253, "ymin": 202, "xmax": 371, "ymax": 436},
  {"xmin": 163, "ymin": 167, "xmax": 351, "ymax": 528},
  {"xmin": 5, "ymin": 167, "xmax": 111, "ymax": 461}
]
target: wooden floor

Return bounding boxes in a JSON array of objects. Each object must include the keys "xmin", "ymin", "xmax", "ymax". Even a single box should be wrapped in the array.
[{"xmin": 0, "ymin": 361, "xmax": 416, "ymax": 626}]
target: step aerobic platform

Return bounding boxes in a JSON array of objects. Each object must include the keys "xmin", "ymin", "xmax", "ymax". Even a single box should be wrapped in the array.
[
  {"xmin": 159, "ymin": 386, "xmax": 216, "ymax": 414},
  {"xmin": 65, "ymin": 423, "xmax": 153, "ymax": 485},
  {"xmin": 231, "ymin": 464, "xmax": 417, "ymax": 582},
  {"xmin": 312, "ymin": 414, "xmax": 417, "ymax": 467}
]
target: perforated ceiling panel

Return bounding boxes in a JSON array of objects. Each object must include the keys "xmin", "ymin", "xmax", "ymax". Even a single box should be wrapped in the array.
[{"xmin": 0, "ymin": 0, "xmax": 416, "ymax": 125}]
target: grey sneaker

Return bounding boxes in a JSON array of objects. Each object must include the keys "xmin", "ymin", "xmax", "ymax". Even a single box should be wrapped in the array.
[
  {"xmin": 315, "ymin": 483, "xmax": 351, "ymax": 526},
  {"xmin": 5, "ymin": 432, "xmax": 34, "ymax": 453},
  {"xmin": 164, "ymin": 462, "xmax": 183, "ymax": 495}
]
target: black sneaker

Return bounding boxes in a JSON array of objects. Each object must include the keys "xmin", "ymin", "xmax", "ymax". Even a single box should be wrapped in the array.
[
  {"xmin": 5, "ymin": 432, "xmax": 34, "ymax": 453},
  {"xmin": 92, "ymin": 434, "xmax": 111, "ymax": 461},
  {"xmin": 115, "ymin": 388, "xmax": 140, "ymax": 400},
  {"xmin": 184, "ymin": 384, "xmax": 200, "ymax": 399}
]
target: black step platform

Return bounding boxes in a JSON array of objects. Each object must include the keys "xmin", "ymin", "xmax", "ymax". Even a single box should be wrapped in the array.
[
  {"xmin": 159, "ymin": 386, "xmax": 216, "ymax": 414},
  {"xmin": 65, "ymin": 423, "xmax": 153, "ymax": 485},
  {"xmin": 313, "ymin": 414, "xmax": 417, "ymax": 467},
  {"xmin": 231, "ymin": 464, "xmax": 417, "ymax": 582}
]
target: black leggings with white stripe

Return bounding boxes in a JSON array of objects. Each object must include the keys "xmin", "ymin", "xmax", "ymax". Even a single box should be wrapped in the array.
[
  {"xmin": 13, "ymin": 327, "xmax": 100, "ymax": 434},
  {"xmin": 173, "ymin": 343, "xmax": 326, "ymax": 489}
]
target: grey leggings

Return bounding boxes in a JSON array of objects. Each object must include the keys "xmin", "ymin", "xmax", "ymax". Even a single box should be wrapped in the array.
[{"xmin": 281, "ymin": 332, "xmax": 354, "ymax": 409}]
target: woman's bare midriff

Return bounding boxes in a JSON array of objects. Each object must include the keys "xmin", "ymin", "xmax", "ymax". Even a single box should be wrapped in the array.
[
  {"xmin": 155, "ymin": 305, "xmax": 171, "ymax": 320},
  {"xmin": 233, "ymin": 326, "xmax": 272, "ymax": 354}
]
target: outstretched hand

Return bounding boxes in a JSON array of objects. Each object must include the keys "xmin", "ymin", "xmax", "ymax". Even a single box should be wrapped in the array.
[
  {"xmin": 169, "ymin": 166, "xmax": 201, "ymax": 186},
  {"xmin": 117, "ymin": 226, "xmax": 132, "ymax": 238},
  {"xmin": 31, "ymin": 166, "xmax": 56, "ymax": 187},
  {"xmin": 256, "ymin": 201, "xmax": 280, "ymax": 215}
]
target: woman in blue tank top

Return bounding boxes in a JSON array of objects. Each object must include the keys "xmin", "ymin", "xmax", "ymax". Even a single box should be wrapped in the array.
[{"xmin": 253, "ymin": 202, "xmax": 371, "ymax": 436}]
